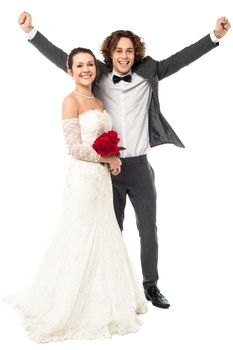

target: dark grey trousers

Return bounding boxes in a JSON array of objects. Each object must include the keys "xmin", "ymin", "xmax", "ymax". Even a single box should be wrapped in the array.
[{"xmin": 111, "ymin": 154, "xmax": 158, "ymax": 289}]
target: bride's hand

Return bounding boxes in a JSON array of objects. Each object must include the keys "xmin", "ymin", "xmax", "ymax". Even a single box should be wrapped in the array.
[{"xmin": 109, "ymin": 157, "xmax": 122, "ymax": 176}]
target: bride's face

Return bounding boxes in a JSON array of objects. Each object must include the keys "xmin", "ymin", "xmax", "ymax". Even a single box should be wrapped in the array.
[{"xmin": 69, "ymin": 53, "xmax": 96, "ymax": 87}]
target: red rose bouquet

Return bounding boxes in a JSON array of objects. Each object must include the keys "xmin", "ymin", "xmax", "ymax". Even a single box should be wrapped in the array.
[{"xmin": 92, "ymin": 130, "xmax": 125, "ymax": 157}]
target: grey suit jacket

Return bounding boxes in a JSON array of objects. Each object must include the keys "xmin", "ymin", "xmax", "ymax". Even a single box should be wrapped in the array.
[{"xmin": 29, "ymin": 32, "xmax": 218, "ymax": 148}]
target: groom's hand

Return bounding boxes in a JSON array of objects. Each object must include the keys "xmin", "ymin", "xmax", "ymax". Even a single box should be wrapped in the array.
[
  {"xmin": 18, "ymin": 11, "xmax": 34, "ymax": 33},
  {"xmin": 214, "ymin": 16, "xmax": 231, "ymax": 38}
]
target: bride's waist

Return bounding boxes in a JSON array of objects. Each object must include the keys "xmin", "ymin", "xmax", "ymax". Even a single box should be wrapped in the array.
[{"xmin": 69, "ymin": 156, "xmax": 108, "ymax": 170}]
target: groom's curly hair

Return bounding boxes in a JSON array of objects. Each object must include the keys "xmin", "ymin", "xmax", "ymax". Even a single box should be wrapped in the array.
[{"xmin": 100, "ymin": 30, "xmax": 146, "ymax": 69}]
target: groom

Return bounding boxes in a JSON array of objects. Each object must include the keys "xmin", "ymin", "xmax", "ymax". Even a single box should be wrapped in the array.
[{"xmin": 18, "ymin": 12, "xmax": 230, "ymax": 309}]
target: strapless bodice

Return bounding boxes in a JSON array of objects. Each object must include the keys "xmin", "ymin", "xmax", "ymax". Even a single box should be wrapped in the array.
[{"xmin": 78, "ymin": 109, "xmax": 112, "ymax": 145}]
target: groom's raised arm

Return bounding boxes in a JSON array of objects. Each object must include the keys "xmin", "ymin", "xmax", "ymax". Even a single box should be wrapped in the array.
[
  {"xmin": 30, "ymin": 31, "xmax": 68, "ymax": 73},
  {"xmin": 156, "ymin": 34, "xmax": 219, "ymax": 81},
  {"xmin": 154, "ymin": 17, "xmax": 230, "ymax": 81},
  {"xmin": 18, "ymin": 11, "xmax": 69, "ymax": 73}
]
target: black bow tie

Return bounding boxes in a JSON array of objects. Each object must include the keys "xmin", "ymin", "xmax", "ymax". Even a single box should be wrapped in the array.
[{"xmin": 112, "ymin": 74, "xmax": 132, "ymax": 84}]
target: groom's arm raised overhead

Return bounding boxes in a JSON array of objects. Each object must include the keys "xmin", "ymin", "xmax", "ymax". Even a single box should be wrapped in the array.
[
  {"xmin": 18, "ymin": 12, "xmax": 231, "ymax": 77},
  {"xmin": 18, "ymin": 11, "xmax": 68, "ymax": 72},
  {"xmin": 18, "ymin": 12, "xmax": 107, "ymax": 74},
  {"xmin": 156, "ymin": 16, "xmax": 230, "ymax": 80}
]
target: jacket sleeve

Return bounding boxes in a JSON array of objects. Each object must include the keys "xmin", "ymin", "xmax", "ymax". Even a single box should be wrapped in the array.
[
  {"xmin": 29, "ymin": 31, "xmax": 106, "ymax": 76},
  {"xmin": 157, "ymin": 34, "xmax": 219, "ymax": 81},
  {"xmin": 29, "ymin": 31, "xmax": 68, "ymax": 72}
]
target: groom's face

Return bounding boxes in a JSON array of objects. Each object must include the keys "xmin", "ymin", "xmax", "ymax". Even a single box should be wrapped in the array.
[{"xmin": 111, "ymin": 37, "xmax": 135, "ymax": 75}]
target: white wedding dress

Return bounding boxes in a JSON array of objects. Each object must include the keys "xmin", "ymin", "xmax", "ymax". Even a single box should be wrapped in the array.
[{"xmin": 6, "ymin": 110, "xmax": 148, "ymax": 342}]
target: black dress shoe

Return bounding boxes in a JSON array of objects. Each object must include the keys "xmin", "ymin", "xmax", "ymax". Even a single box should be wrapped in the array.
[{"xmin": 144, "ymin": 286, "xmax": 170, "ymax": 309}]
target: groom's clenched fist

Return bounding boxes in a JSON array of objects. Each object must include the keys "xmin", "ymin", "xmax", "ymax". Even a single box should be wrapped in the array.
[{"xmin": 18, "ymin": 11, "xmax": 34, "ymax": 33}]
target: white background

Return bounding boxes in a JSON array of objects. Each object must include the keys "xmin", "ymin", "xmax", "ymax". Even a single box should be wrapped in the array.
[{"xmin": 0, "ymin": 0, "xmax": 232, "ymax": 349}]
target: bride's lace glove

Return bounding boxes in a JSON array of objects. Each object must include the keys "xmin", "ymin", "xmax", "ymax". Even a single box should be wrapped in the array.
[{"xmin": 62, "ymin": 118, "xmax": 100, "ymax": 162}]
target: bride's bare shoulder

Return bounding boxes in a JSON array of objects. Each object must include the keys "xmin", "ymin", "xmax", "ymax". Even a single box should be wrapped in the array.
[{"xmin": 62, "ymin": 93, "xmax": 79, "ymax": 120}]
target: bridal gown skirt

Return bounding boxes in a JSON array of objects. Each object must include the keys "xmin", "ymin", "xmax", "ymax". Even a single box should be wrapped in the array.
[{"xmin": 7, "ymin": 158, "xmax": 148, "ymax": 342}]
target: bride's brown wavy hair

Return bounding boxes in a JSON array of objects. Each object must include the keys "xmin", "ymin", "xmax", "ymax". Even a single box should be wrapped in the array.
[{"xmin": 100, "ymin": 30, "xmax": 146, "ymax": 69}]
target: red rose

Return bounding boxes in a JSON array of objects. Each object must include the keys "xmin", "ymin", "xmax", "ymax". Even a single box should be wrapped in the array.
[
  {"xmin": 107, "ymin": 130, "xmax": 120, "ymax": 144},
  {"xmin": 92, "ymin": 130, "xmax": 125, "ymax": 157}
]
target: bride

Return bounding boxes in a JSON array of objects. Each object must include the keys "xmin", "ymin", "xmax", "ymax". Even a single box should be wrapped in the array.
[{"xmin": 6, "ymin": 47, "xmax": 147, "ymax": 342}]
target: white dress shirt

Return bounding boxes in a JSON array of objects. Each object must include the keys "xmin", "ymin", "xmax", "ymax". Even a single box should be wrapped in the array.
[{"xmin": 95, "ymin": 71, "xmax": 152, "ymax": 157}]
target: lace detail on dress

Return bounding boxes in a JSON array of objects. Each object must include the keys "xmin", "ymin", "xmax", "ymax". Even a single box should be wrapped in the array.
[{"xmin": 62, "ymin": 118, "xmax": 100, "ymax": 162}]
